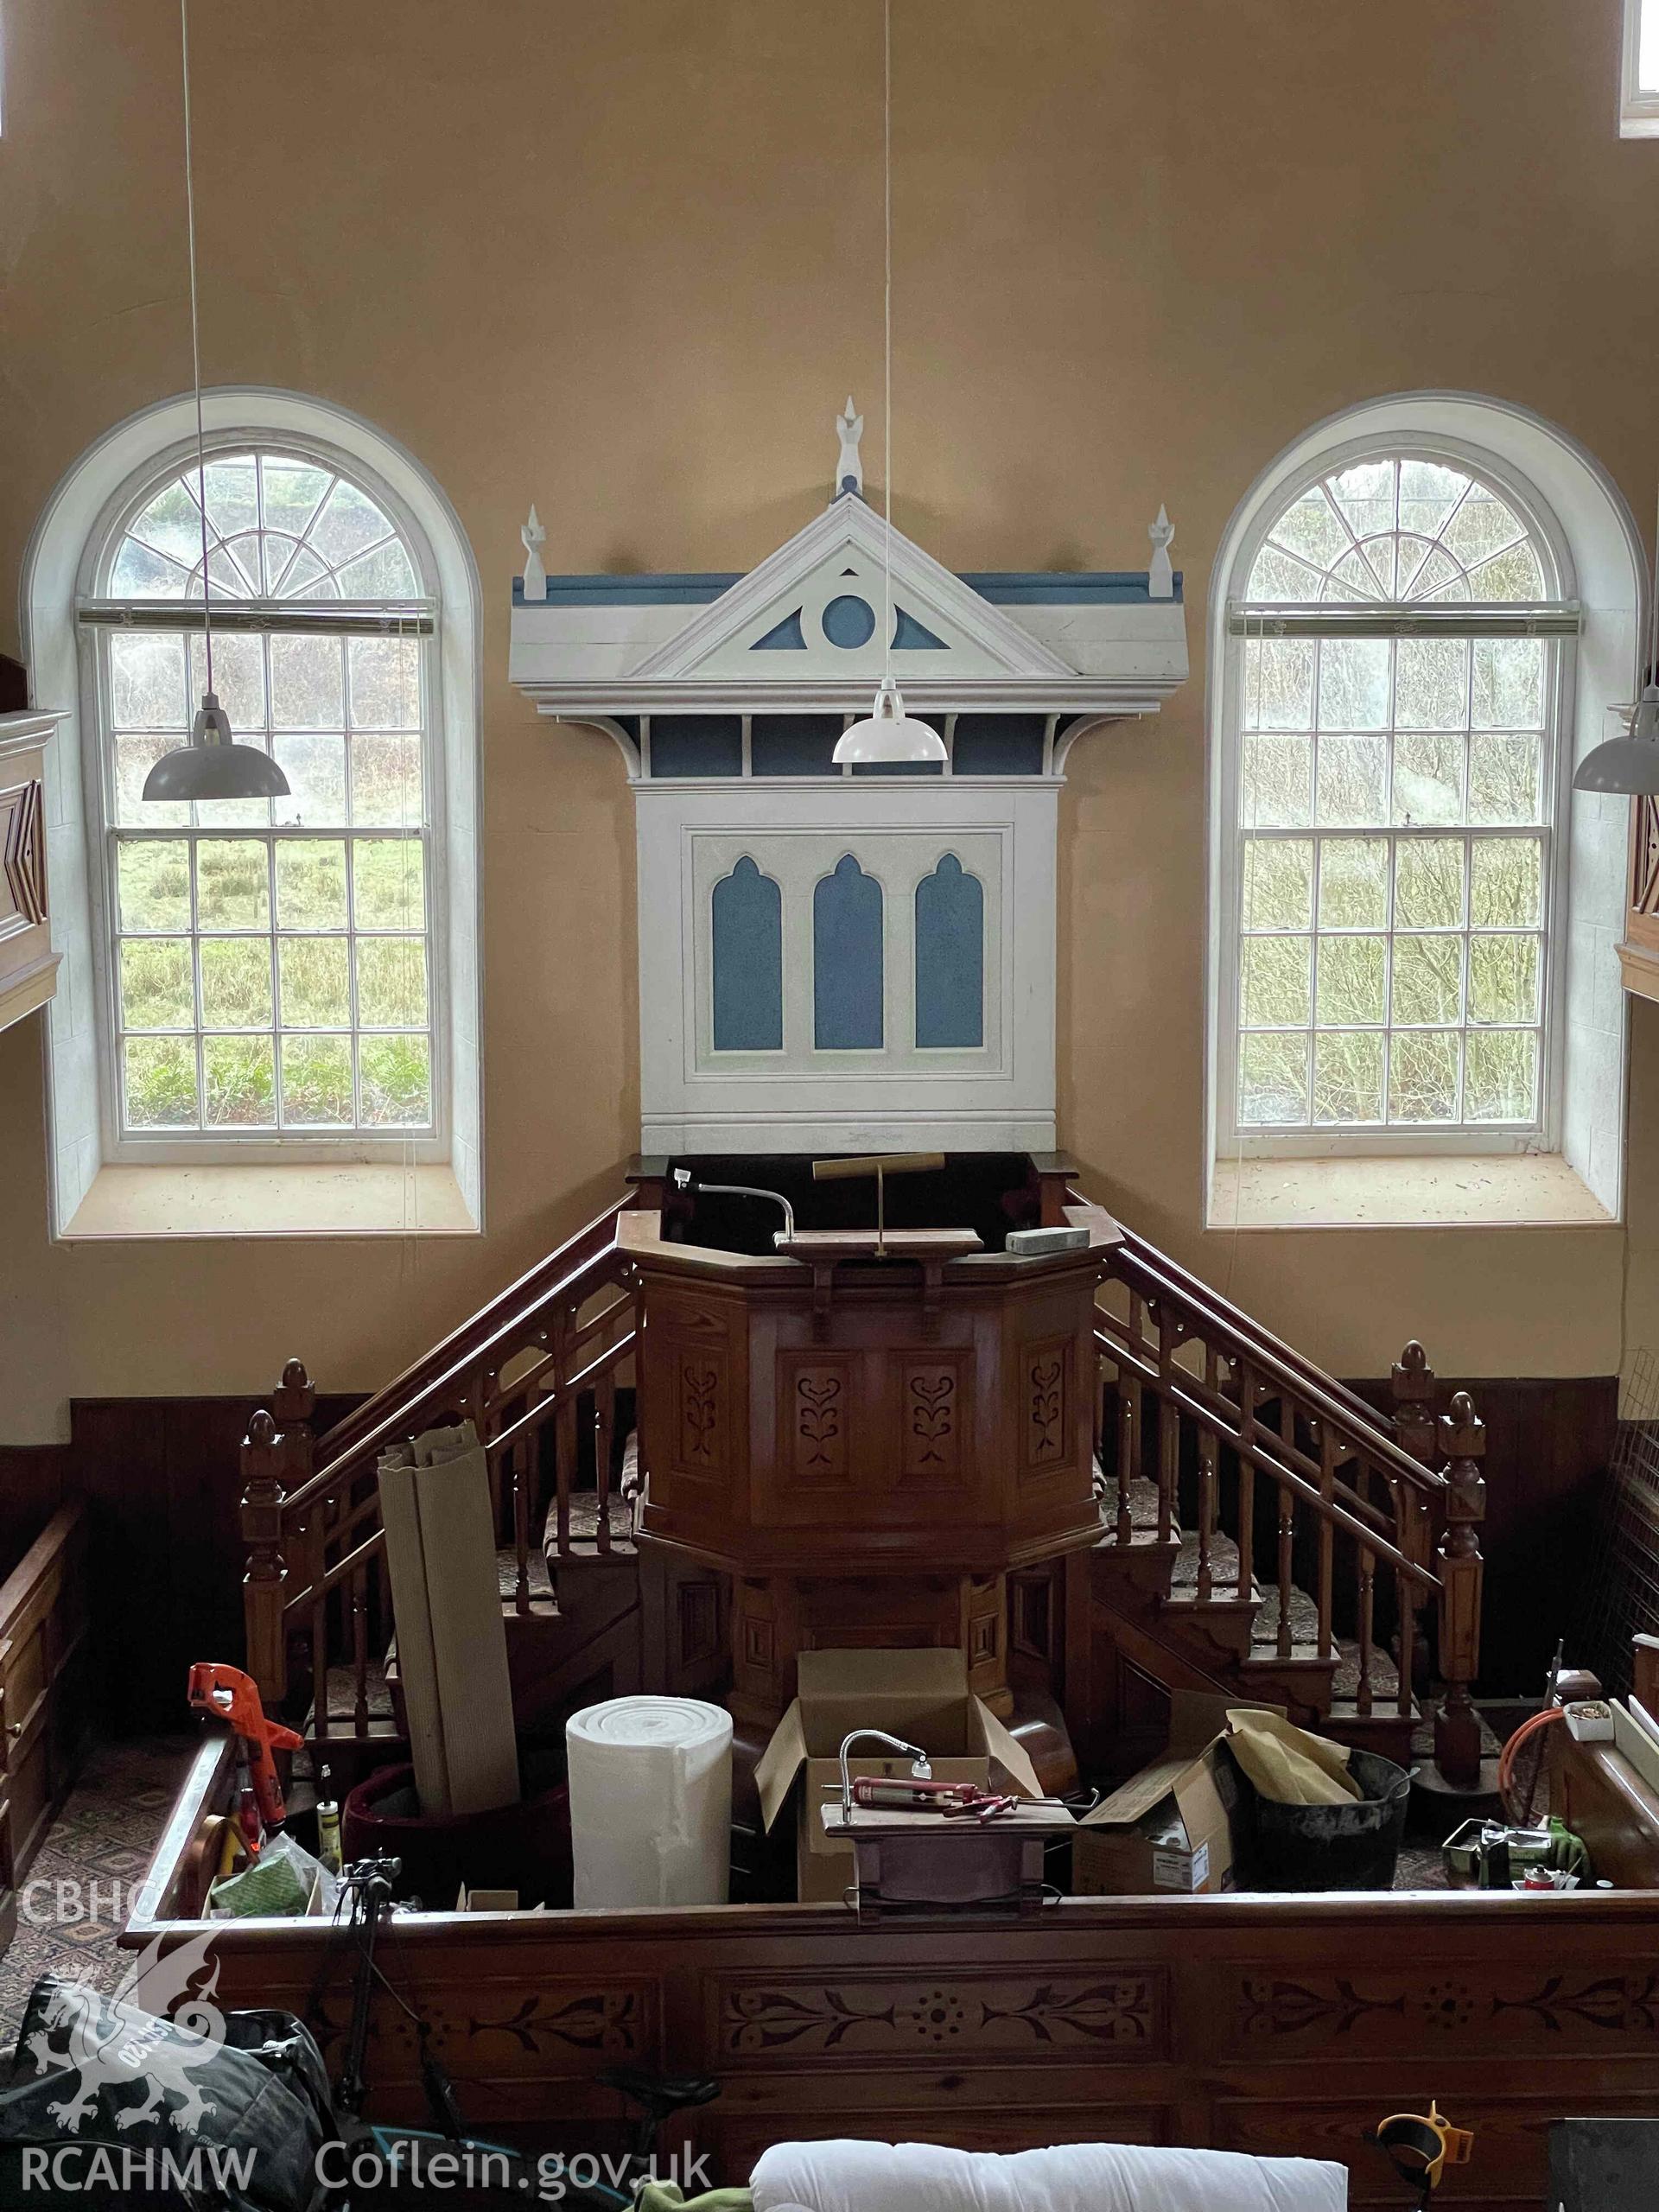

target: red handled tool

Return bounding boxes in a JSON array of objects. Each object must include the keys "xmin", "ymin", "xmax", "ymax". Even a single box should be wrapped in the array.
[{"xmin": 187, "ymin": 1662, "xmax": 302, "ymax": 1833}]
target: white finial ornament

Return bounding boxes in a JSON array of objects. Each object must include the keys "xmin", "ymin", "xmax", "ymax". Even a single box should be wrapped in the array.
[
  {"xmin": 1147, "ymin": 505, "xmax": 1174, "ymax": 601},
  {"xmin": 835, "ymin": 397, "xmax": 864, "ymax": 499},
  {"xmin": 521, "ymin": 505, "xmax": 547, "ymax": 603}
]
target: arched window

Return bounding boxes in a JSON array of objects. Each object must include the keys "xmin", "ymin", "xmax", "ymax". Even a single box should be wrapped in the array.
[
  {"xmin": 1221, "ymin": 448, "xmax": 1573, "ymax": 1147},
  {"xmin": 25, "ymin": 390, "xmax": 481, "ymax": 1236},
  {"xmin": 89, "ymin": 444, "xmax": 438, "ymax": 1141}
]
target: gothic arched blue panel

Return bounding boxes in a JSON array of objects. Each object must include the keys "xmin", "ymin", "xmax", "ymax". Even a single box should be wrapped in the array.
[
  {"xmin": 814, "ymin": 855, "xmax": 884, "ymax": 1049},
  {"xmin": 711, "ymin": 857, "xmax": 783, "ymax": 1051},
  {"xmin": 914, "ymin": 853, "xmax": 984, "ymax": 1048}
]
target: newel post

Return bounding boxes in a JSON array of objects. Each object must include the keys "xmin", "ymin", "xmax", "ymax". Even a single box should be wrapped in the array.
[
  {"xmin": 1433, "ymin": 1389, "xmax": 1487, "ymax": 1789},
  {"xmin": 273, "ymin": 1357, "xmax": 316, "ymax": 1494},
  {"xmin": 1389, "ymin": 1341, "xmax": 1438, "ymax": 1467},
  {"xmin": 240, "ymin": 1408, "xmax": 288, "ymax": 1704},
  {"xmin": 1389, "ymin": 1340, "xmax": 1440, "ymax": 1578}
]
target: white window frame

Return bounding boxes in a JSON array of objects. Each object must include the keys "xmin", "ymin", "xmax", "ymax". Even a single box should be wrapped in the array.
[
  {"xmin": 80, "ymin": 429, "xmax": 449, "ymax": 1167},
  {"xmin": 23, "ymin": 388, "xmax": 484, "ymax": 1235},
  {"xmin": 1205, "ymin": 391, "xmax": 1644, "ymax": 1228},
  {"xmin": 1214, "ymin": 433, "xmax": 1578, "ymax": 1162},
  {"xmin": 1621, "ymin": 0, "xmax": 1659, "ymax": 137}
]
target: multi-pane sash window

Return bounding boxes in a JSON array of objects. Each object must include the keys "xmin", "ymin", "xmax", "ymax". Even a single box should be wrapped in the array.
[
  {"xmin": 1227, "ymin": 454, "xmax": 1571, "ymax": 1143},
  {"xmin": 87, "ymin": 449, "xmax": 438, "ymax": 1141}
]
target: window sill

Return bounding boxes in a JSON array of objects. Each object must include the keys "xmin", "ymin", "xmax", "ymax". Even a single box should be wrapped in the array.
[
  {"xmin": 1208, "ymin": 1152, "xmax": 1617, "ymax": 1230},
  {"xmin": 60, "ymin": 1162, "xmax": 479, "ymax": 1241}
]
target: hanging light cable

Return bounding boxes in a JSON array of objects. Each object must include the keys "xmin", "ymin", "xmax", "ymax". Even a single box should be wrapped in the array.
[
  {"xmin": 143, "ymin": 0, "xmax": 289, "ymax": 804},
  {"xmin": 833, "ymin": 0, "xmax": 946, "ymax": 767},
  {"xmin": 1573, "ymin": 480, "xmax": 1659, "ymax": 794}
]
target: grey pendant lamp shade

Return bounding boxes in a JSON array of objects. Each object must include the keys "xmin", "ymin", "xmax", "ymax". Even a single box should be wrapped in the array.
[
  {"xmin": 142, "ymin": 0, "xmax": 289, "ymax": 809},
  {"xmin": 1573, "ymin": 483, "xmax": 1659, "ymax": 795},
  {"xmin": 1573, "ymin": 684, "xmax": 1659, "ymax": 795},
  {"xmin": 142, "ymin": 690, "xmax": 290, "ymax": 801}
]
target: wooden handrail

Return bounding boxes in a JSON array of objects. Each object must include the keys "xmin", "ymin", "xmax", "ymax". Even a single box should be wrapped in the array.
[
  {"xmin": 1075, "ymin": 1198, "xmax": 1411, "ymax": 1444},
  {"xmin": 1093, "ymin": 1322, "xmax": 1439, "ymax": 1596},
  {"xmin": 287, "ymin": 1231, "xmax": 632, "ymax": 1519},
  {"xmin": 1104, "ymin": 1235, "xmax": 1447, "ymax": 1506},
  {"xmin": 313, "ymin": 1194, "xmax": 633, "ymax": 1465}
]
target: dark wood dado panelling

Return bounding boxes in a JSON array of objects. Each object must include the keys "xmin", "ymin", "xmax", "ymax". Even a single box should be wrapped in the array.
[
  {"xmin": 0, "ymin": 1393, "xmax": 362, "ymax": 1733},
  {"xmin": 1346, "ymin": 1373, "xmax": 1618, "ymax": 1694}
]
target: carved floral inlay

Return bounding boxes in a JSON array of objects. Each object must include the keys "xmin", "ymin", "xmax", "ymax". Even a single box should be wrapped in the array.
[
  {"xmin": 722, "ymin": 1974, "xmax": 1158, "ymax": 2061},
  {"xmin": 469, "ymin": 1989, "xmax": 641, "ymax": 2056},
  {"xmin": 678, "ymin": 1357, "xmax": 719, "ymax": 1465},
  {"xmin": 795, "ymin": 1373, "xmax": 843, "ymax": 1470},
  {"xmin": 907, "ymin": 1372, "xmax": 955, "ymax": 1465},
  {"xmin": 1026, "ymin": 1344, "xmax": 1067, "ymax": 1467},
  {"xmin": 1239, "ymin": 1974, "xmax": 1659, "ymax": 2043}
]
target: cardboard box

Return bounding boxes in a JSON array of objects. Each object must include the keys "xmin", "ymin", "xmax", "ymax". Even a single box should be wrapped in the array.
[
  {"xmin": 754, "ymin": 1649, "xmax": 1042, "ymax": 1904},
  {"xmin": 1072, "ymin": 1693, "xmax": 1281, "ymax": 1897}
]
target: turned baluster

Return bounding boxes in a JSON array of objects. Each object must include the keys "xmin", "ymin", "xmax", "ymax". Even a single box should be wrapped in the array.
[
  {"xmin": 1434, "ymin": 1389, "xmax": 1488, "ymax": 1789},
  {"xmin": 240, "ymin": 1408, "xmax": 287, "ymax": 1704},
  {"xmin": 1275, "ymin": 1487, "xmax": 1295, "ymax": 1659},
  {"xmin": 1116, "ymin": 1374, "xmax": 1138, "ymax": 1546},
  {"xmin": 1395, "ymin": 1568, "xmax": 1416, "ymax": 1718},
  {"xmin": 552, "ymin": 1307, "xmax": 575, "ymax": 1558},
  {"xmin": 1315, "ymin": 1424, "xmax": 1336, "ymax": 1662},
  {"xmin": 595, "ymin": 1368, "xmax": 616, "ymax": 1555},
  {"xmin": 1195, "ymin": 1347, "xmax": 1217, "ymax": 1603},
  {"xmin": 311, "ymin": 1494, "xmax": 333, "ymax": 1744},
  {"xmin": 1235, "ymin": 1362, "xmax": 1255, "ymax": 1600},
  {"xmin": 510, "ymin": 1437, "xmax": 532, "ymax": 1614},
  {"xmin": 352, "ymin": 1565, "xmax": 370, "ymax": 1736},
  {"xmin": 1154, "ymin": 1302, "xmax": 1180, "ymax": 1547},
  {"xmin": 1355, "ymin": 1548, "xmax": 1376, "ymax": 1717}
]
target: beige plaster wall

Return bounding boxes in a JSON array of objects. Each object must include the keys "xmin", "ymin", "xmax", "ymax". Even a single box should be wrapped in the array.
[{"xmin": 0, "ymin": 0, "xmax": 1652, "ymax": 1439}]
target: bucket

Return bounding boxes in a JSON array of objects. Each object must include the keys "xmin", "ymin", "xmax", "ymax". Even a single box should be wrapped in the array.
[
  {"xmin": 1235, "ymin": 1745, "xmax": 1412, "ymax": 1891},
  {"xmin": 340, "ymin": 1764, "xmax": 572, "ymax": 1909}
]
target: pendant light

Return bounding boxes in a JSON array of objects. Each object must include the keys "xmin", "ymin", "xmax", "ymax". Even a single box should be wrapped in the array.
[
  {"xmin": 833, "ymin": 0, "xmax": 946, "ymax": 768},
  {"xmin": 143, "ymin": 0, "xmax": 289, "ymax": 805},
  {"xmin": 1573, "ymin": 485, "xmax": 1659, "ymax": 795}
]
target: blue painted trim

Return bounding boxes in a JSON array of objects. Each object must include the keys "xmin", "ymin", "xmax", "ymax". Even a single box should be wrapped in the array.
[
  {"xmin": 514, "ymin": 568, "xmax": 1184, "ymax": 607},
  {"xmin": 959, "ymin": 570, "xmax": 1185, "ymax": 605},
  {"xmin": 915, "ymin": 855, "xmax": 984, "ymax": 1049},
  {"xmin": 952, "ymin": 715, "xmax": 1046, "ymax": 774},
  {"xmin": 514, "ymin": 573, "xmax": 741, "ymax": 606},
  {"xmin": 712, "ymin": 857, "xmax": 784, "ymax": 1051},
  {"xmin": 751, "ymin": 715, "xmax": 842, "ymax": 776},
  {"xmin": 751, "ymin": 608, "xmax": 806, "ymax": 651},
  {"xmin": 648, "ymin": 715, "xmax": 743, "ymax": 777},
  {"xmin": 814, "ymin": 855, "xmax": 884, "ymax": 1050},
  {"xmin": 823, "ymin": 594, "xmax": 877, "ymax": 649},
  {"xmin": 892, "ymin": 606, "xmax": 949, "ymax": 651}
]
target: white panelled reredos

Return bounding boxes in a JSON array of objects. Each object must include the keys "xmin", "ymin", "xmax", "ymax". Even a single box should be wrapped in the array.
[{"xmin": 512, "ymin": 405, "xmax": 1187, "ymax": 1154}]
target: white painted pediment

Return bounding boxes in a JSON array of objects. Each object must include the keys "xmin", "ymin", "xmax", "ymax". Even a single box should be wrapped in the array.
[{"xmin": 629, "ymin": 496, "xmax": 1072, "ymax": 686}]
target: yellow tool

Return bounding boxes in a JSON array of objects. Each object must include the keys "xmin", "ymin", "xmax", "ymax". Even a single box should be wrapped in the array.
[{"xmin": 1370, "ymin": 2102, "xmax": 1474, "ymax": 2204}]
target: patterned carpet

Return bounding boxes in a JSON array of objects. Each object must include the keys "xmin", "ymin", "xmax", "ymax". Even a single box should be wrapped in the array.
[{"xmin": 0, "ymin": 1736, "xmax": 198, "ymax": 2050}]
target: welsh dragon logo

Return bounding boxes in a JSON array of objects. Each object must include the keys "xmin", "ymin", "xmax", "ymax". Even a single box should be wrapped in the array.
[{"xmin": 22, "ymin": 1931, "xmax": 227, "ymax": 2135}]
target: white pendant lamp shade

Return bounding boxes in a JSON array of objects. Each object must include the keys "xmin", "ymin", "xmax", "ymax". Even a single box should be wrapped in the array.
[
  {"xmin": 1573, "ymin": 684, "xmax": 1659, "ymax": 795},
  {"xmin": 142, "ymin": 690, "xmax": 290, "ymax": 803},
  {"xmin": 833, "ymin": 682, "xmax": 947, "ymax": 765}
]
